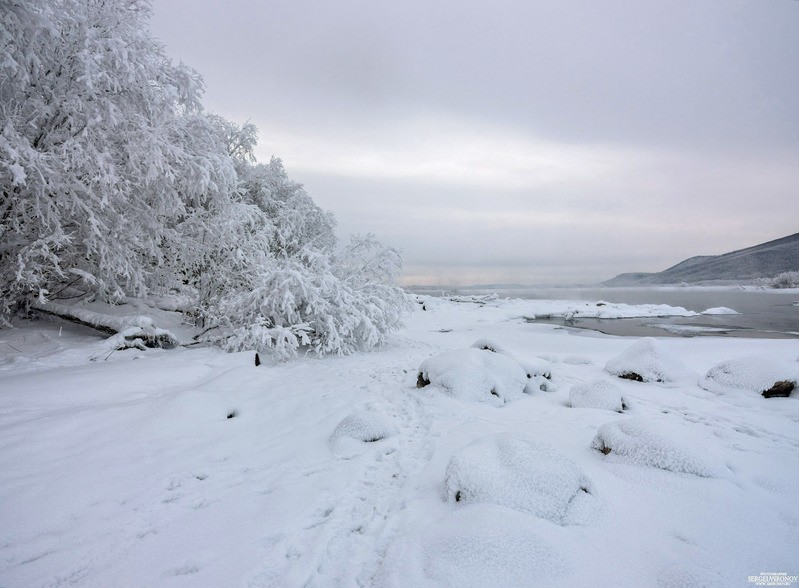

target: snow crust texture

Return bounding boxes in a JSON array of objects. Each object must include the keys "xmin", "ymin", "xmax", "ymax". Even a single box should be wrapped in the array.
[
  {"xmin": 700, "ymin": 355, "xmax": 798, "ymax": 396},
  {"xmin": 378, "ymin": 506, "xmax": 571, "ymax": 587},
  {"xmin": 605, "ymin": 337, "xmax": 692, "ymax": 383},
  {"xmin": 591, "ymin": 417, "xmax": 723, "ymax": 477},
  {"xmin": 443, "ymin": 433, "xmax": 593, "ymax": 524},
  {"xmin": 569, "ymin": 378, "xmax": 624, "ymax": 411},
  {"xmin": 418, "ymin": 348, "xmax": 528, "ymax": 406}
]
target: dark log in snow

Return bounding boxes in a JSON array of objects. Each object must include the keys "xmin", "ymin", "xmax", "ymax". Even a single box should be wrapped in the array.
[{"xmin": 30, "ymin": 299, "xmax": 178, "ymax": 349}]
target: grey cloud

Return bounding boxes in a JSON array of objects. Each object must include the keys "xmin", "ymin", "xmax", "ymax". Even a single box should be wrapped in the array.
[{"xmin": 150, "ymin": 0, "xmax": 799, "ymax": 285}]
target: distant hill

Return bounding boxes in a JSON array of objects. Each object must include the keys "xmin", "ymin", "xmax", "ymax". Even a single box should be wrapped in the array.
[{"xmin": 602, "ymin": 232, "xmax": 799, "ymax": 286}]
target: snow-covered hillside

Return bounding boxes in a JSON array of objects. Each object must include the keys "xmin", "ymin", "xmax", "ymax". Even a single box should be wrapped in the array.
[{"xmin": 1, "ymin": 296, "xmax": 798, "ymax": 587}]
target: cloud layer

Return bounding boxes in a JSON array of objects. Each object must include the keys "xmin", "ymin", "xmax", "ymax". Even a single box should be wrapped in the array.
[{"xmin": 151, "ymin": 0, "xmax": 799, "ymax": 285}]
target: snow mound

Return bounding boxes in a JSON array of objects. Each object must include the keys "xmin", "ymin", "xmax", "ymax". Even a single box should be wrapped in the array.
[
  {"xmin": 470, "ymin": 338, "xmax": 551, "ymax": 378},
  {"xmin": 700, "ymin": 356, "xmax": 798, "ymax": 398},
  {"xmin": 469, "ymin": 338, "xmax": 553, "ymax": 393},
  {"xmin": 591, "ymin": 418, "xmax": 723, "ymax": 477},
  {"xmin": 443, "ymin": 433, "xmax": 594, "ymax": 524},
  {"xmin": 519, "ymin": 357, "xmax": 552, "ymax": 379},
  {"xmin": 330, "ymin": 410, "xmax": 398, "ymax": 443},
  {"xmin": 470, "ymin": 337, "xmax": 513, "ymax": 356},
  {"xmin": 569, "ymin": 379, "xmax": 625, "ymax": 412},
  {"xmin": 417, "ymin": 348, "xmax": 528, "ymax": 406},
  {"xmin": 377, "ymin": 505, "xmax": 572, "ymax": 587},
  {"xmin": 605, "ymin": 338, "xmax": 692, "ymax": 383},
  {"xmin": 563, "ymin": 355, "xmax": 593, "ymax": 365},
  {"xmin": 701, "ymin": 306, "xmax": 738, "ymax": 315}
]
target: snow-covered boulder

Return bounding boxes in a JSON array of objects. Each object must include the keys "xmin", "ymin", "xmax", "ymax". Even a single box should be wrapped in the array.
[
  {"xmin": 330, "ymin": 411, "xmax": 398, "ymax": 444},
  {"xmin": 443, "ymin": 434, "xmax": 594, "ymax": 524},
  {"xmin": 569, "ymin": 379, "xmax": 625, "ymax": 412},
  {"xmin": 519, "ymin": 357, "xmax": 552, "ymax": 379},
  {"xmin": 605, "ymin": 338, "xmax": 691, "ymax": 383},
  {"xmin": 470, "ymin": 338, "xmax": 553, "ymax": 393},
  {"xmin": 699, "ymin": 356, "xmax": 797, "ymax": 398},
  {"xmin": 417, "ymin": 348, "xmax": 528, "ymax": 406},
  {"xmin": 591, "ymin": 418, "xmax": 723, "ymax": 477}
]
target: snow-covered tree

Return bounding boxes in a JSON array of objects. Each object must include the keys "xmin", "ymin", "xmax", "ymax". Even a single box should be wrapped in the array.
[
  {"xmin": 0, "ymin": 0, "xmax": 235, "ymax": 310},
  {"xmin": 1, "ymin": 0, "xmax": 410, "ymax": 358}
]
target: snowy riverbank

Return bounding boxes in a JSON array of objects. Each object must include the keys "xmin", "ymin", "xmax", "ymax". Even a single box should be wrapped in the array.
[{"xmin": 1, "ymin": 296, "xmax": 798, "ymax": 587}]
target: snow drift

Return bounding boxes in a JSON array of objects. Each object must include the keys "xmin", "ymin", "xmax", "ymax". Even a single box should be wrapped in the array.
[
  {"xmin": 417, "ymin": 348, "xmax": 528, "ymax": 406},
  {"xmin": 330, "ymin": 410, "xmax": 398, "ymax": 444},
  {"xmin": 443, "ymin": 433, "xmax": 594, "ymax": 524},
  {"xmin": 377, "ymin": 505, "xmax": 572, "ymax": 587},
  {"xmin": 591, "ymin": 417, "xmax": 723, "ymax": 477},
  {"xmin": 700, "ymin": 356, "xmax": 798, "ymax": 398},
  {"xmin": 469, "ymin": 338, "xmax": 553, "ymax": 393},
  {"xmin": 569, "ymin": 379, "xmax": 625, "ymax": 412},
  {"xmin": 605, "ymin": 337, "xmax": 692, "ymax": 383}
]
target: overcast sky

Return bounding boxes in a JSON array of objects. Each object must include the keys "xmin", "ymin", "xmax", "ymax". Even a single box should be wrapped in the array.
[{"xmin": 150, "ymin": 0, "xmax": 799, "ymax": 286}]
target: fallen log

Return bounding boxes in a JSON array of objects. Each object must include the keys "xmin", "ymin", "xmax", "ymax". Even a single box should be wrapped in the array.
[{"xmin": 30, "ymin": 299, "xmax": 179, "ymax": 349}]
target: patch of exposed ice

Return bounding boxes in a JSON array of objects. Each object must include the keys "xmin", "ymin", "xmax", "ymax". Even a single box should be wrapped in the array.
[
  {"xmin": 648, "ymin": 324, "xmax": 731, "ymax": 336},
  {"xmin": 701, "ymin": 307, "xmax": 738, "ymax": 315}
]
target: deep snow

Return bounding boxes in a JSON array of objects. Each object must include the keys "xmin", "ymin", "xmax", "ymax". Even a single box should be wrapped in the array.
[{"xmin": 1, "ymin": 294, "xmax": 798, "ymax": 587}]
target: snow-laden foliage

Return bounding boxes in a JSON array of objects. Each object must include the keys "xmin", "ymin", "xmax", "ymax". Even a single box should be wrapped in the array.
[
  {"xmin": 1, "ymin": 0, "xmax": 235, "ymax": 306},
  {"xmin": 760, "ymin": 271, "xmax": 799, "ymax": 289},
  {"xmin": 1, "ymin": 0, "xmax": 409, "ymax": 358}
]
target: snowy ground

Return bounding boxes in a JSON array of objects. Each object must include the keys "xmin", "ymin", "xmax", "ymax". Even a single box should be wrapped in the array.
[{"xmin": 1, "ymin": 296, "xmax": 798, "ymax": 587}]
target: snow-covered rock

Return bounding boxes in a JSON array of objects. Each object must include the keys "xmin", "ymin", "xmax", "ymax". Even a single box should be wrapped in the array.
[
  {"xmin": 569, "ymin": 379, "xmax": 625, "ymax": 412},
  {"xmin": 605, "ymin": 337, "xmax": 692, "ymax": 383},
  {"xmin": 330, "ymin": 410, "xmax": 398, "ymax": 443},
  {"xmin": 700, "ymin": 356, "xmax": 798, "ymax": 398},
  {"xmin": 417, "ymin": 348, "xmax": 528, "ymax": 406},
  {"xmin": 591, "ymin": 418, "xmax": 723, "ymax": 477},
  {"xmin": 469, "ymin": 338, "xmax": 552, "ymax": 393},
  {"xmin": 443, "ymin": 433, "xmax": 594, "ymax": 524}
]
